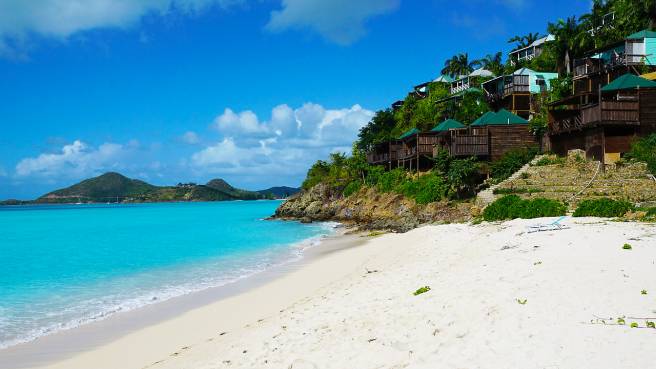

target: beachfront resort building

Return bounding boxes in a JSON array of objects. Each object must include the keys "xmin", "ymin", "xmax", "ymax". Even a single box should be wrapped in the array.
[
  {"xmin": 548, "ymin": 30, "xmax": 656, "ymax": 164},
  {"xmin": 508, "ymin": 34, "xmax": 554, "ymax": 65},
  {"xmin": 482, "ymin": 67, "xmax": 558, "ymax": 119}
]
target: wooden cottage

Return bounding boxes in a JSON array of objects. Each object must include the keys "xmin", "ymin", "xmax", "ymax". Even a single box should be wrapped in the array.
[
  {"xmin": 549, "ymin": 73, "xmax": 656, "ymax": 163},
  {"xmin": 396, "ymin": 128, "xmax": 439, "ymax": 171},
  {"xmin": 430, "ymin": 118, "xmax": 466, "ymax": 155},
  {"xmin": 509, "ymin": 34, "xmax": 554, "ymax": 65},
  {"xmin": 366, "ymin": 140, "xmax": 402, "ymax": 170},
  {"xmin": 482, "ymin": 67, "xmax": 558, "ymax": 118},
  {"xmin": 449, "ymin": 110, "xmax": 537, "ymax": 160}
]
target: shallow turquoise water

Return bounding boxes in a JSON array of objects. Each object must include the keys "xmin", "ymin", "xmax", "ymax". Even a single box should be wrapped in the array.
[{"xmin": 0, "ymin": 201, "xmax": 333, "ymax": 348}]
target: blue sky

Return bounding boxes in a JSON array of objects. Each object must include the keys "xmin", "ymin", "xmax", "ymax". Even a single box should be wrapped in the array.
[{"xmin": 0, "ymin": 0, "xmax": 590, "ymax": 199}]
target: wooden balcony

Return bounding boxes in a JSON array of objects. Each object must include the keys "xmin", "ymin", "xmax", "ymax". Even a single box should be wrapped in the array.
[
  {"xmin": 550, "ymin": 100, "xmax": 640, "ymax": 134},
  {"xmin": 573, "ymin": 53, "xmax": 646, "ymax": 79},
  {"xmin": 449, "ymin": 130, "xmax": 489, "ymax": 156}
]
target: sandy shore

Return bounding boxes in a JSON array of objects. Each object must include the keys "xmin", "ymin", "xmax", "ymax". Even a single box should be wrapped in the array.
[{"xmin": 6, "ymin": 217, "xmax": 656, "ymax": 369}]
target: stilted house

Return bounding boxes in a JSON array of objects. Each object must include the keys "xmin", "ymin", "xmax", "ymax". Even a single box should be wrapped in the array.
[
  {"xmin": 396, "ymin": 128, "xmax": 439, "ymax": 171},
  {"xmin": 508, "ymin": 34, "xmax": 554, "ymax": 65},
  {"xmin": 366, "ymin": 140, "xmax": 402, "ymax": 170},
  {"xmin": 482, "ymin": 67, "xmax": 558, "ymax": 118},
  {"xmin": 450, "ymin": 68, "xmax": 495, "ymax": 95},
  {"xmin": 431, "ymin": 119, "xmax": 466, "ymax": 155},
  {"xmin": 548, "ymin": 30, "xmax": 656, "ymax": 164},
  {"xmin": 549, "ymin": 73, "xmax": 656, "ymax": 163},
  {"xmin": 449, "ymin": 109, "xmax": 537, "ymax": 160}
]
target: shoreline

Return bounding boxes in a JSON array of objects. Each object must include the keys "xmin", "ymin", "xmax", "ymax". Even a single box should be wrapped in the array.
[
  {"xmin": 0, "ymin": 225, "xmax": 367, "ymax": 369},
  {"xmin": 4, "ymin": 217, "xmax": 655, "ymax": 369}
]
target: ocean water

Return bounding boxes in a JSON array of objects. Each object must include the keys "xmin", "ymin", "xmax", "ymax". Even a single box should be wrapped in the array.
[{"xmin": 0, "ymin": 201, "xmax": 334, "ymax": 349}]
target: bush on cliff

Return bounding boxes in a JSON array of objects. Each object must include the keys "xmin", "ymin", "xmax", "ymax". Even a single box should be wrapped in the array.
[
  {"xmin": 483, "ymin": 195, "xmax": 566, "ymax": 221},
  {"xmin": 398, "ymin": 172, "xmax": 449, "ymax": 204},
  {"xmin": 490, "ymin": 148, "xmax": 538, "ymax": 182},
  {"xmin": 625, "ymin": 133, "xmax": 656, "ymax": 174},
  {"xmin": 573, "ymin": 198, "xmax": 635, "ymax": 218}
]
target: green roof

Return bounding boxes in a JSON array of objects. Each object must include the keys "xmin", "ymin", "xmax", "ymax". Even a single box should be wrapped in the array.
[
  {"xmin": 471, "ymin": 109, "xmax": 528, "ymax": 126},
  {"xmin": 471, "ymin": 111, "xmax": 497, "ymax": 126},
  {"xmin": 627, "ymin": 29, "xmax": 656, "ymax": 40},
  {"xmin": 601, "ymin": 73, "xmax": 656, "ymax": 92},
  {"xmin": 398, "ymin": 128, "xmax": 420, "ymax": 140},
  {"xmin": 431, "ymin": 119, "xmax": 466, "ymax": 132}
]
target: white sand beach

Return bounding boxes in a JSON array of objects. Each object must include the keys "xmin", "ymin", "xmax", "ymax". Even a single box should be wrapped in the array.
[{"xmin": 16, "ymin": 218, "xmax": 656, "ymax": 369}]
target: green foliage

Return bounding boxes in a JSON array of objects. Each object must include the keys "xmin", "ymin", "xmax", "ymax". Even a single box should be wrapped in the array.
[
  {"xmin": 617, "ymin": 317, "xmax": 626, "ymax": 325},
  {"xmin": 400, "ymin": 172, "xmax": 450, "ymax": 204},
  {"xmin": 343, "ymin": 180, "xmax": 362, "ymax": 197},
  {"xmin": 446, "ymin": 157, "xmax": 481, "ymax": 198},
  {"xmin": 517, "ymin": 298, "xmax": 528, "ymax": 305},
  {"xmin": 625, "ymin": 134, "xmax": 656, "ymax": 174},
  {"xmin": 413, "ymin": 286, "xmax": 431, "ymax": 296},
  {"xmin": 630, "ymin": 322, "xmax": 639, "ymax": 328},
  {"xmin": 374, "ymin": 168, "xmax": 408, "ymax": 193},
  {"xmin": 641, "ymin": 289, "xmax": 647, "ymax": 295},
  {"xmin": 483, "ymin": 195, "xmax": 567, "ymax": 221},
  {"xmin": 453, "ymin": 90, "xmax": 490, "ymax": 124},
  {"xmin": 441, "ymin": 53, "xmax": 479, "ymax": 76},
  {"xmin": 356, "ymin": 109, "xmax": 397, "ymax": 152},
  {"xmin": 573, "ymin": 198, "xmax": 635, "ymax": 218},
  {"xmin": 533, "ymin": 156, "xmax": 567, "ymax": 166},
  {"xmin": 648, "ymin": 321, "xmax": 656, "ymax": 329},
  {"xmin": 490, "ymin": 148, "xmax": 538, "ymax": 181},
  {"xmin": 550, "ymin": 75, "xmax": 573, "ymax": 101},
  {"xmin": 623, "ymin": 243, "xmax": 633, "ymax": 250}
]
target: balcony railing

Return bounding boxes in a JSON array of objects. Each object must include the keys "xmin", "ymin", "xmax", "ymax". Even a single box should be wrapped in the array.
[
  {"xmin": 449, "ymin": 132, "xmax": 489, "ymax": 156},
  {"xmin": 573, "ymin": 53, "xmax": 647, "ymax": 79},
  {"xmin": 450, "ymin": 80, "xmax": 471, "ymax": 95},
  {"xmin": 550, "ymin": 100, "xmax": 640, "ymax": 134}
]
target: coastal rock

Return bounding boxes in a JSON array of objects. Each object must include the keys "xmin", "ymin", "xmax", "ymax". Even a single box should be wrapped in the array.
[{"xmin": 274, "ymin": 184, "xmax": 470, "ymax": 232}]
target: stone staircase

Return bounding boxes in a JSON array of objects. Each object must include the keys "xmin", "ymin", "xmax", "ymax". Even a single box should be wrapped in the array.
[{"xmin": 478, "ymin": 151, "xmax": 656, "ymax": 209}]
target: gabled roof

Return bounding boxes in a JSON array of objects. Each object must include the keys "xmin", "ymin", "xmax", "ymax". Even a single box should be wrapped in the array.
[
  {"xmin": 509, "ymin": 34, "xmax": 555, "ymax": 55},
  {"xmin": 431, "ymin": 119, "xmax": 466, "ymax": 132},
  {"xmin": 469, "ymin": 68, "xmax": 495, "ymax": 78},
  {"xmin": 471, "ymin": 111, "xmax": 497, "ymax": 126},
  {"xmin": 601, "ymin": 73, "xmax": 656, "ymax": 92},
  {"xmin": 398, "ymin": 128, "xmax": 420, "ymax": 140},
  {"xmin": 627, "ymin": 29, "xmax": 656, "ymax": 40},
  {"xmin": 472, "ymin": 109, "xmax": 528, "ymax": 126},
  {"xmin": 433, "ymin": 74, "xmax": 455, "ymax": 83},
  {"xmin": 490, "ymin": 109, "xmax": 529, "ymax": 125}
]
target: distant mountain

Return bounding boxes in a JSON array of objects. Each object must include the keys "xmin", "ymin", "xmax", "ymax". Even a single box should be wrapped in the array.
[
  {"xmin": 28, "ymin": 172, "xmax": 272, "ymax": 204},
  {"xmin": 38, "ymin": 172, "xmax": 157, "ymax": 203},
  {"xmin": 257, "ymin": 186, "xmax": 300, "ymax": 199},
  {"xmin": 206, "ymin": 179, "xmax": 264, "ymax": 200}
]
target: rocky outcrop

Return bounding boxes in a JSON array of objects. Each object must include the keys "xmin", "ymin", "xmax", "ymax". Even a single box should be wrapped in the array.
[{"xmin": 273, "ymin": 184, "xmax": 471, "ymax": 232}]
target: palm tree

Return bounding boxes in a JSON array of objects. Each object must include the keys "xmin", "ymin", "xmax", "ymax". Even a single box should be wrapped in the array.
[
  {"xmin": 441, "ymin": 53, "xmax": 480, "ymax": 77},
  {"xmin": 476, "ymin": 52, "xmax": 504, "ymax": 76},
  {"xmin": 508, "ymin": 32, "xmax": 542, "ymax": 51},
  {"xmin": 548, "ymin": 16, "xmax": 581, "ymax": 75}
]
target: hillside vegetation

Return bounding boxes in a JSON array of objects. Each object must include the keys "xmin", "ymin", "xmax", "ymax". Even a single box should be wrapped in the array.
[{"xmin": 34, "ymin": 172, "xmax": 273, "ymax": 204}]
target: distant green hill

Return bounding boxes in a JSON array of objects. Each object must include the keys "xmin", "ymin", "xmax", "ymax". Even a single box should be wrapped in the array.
[
  {"xmin": 32, "ymin": 172, "xmax": 270, "ymax": 204},
  {"xmin": 257, "ymin": 186, "xmax": 300, "ymax": 199}
]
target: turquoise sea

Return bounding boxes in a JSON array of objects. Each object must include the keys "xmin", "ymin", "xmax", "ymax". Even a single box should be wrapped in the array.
[{"xmin": 0, "ymin": 201, "xmax": 334, "ymax": 349}]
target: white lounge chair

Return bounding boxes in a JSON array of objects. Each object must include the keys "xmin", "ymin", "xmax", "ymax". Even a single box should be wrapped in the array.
[{"xmin": 527, "ymin": 216, "xmax": 569, "ymax": 233}]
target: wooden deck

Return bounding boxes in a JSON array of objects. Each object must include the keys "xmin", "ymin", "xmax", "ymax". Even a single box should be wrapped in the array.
[{"xmin": 550, "ymin": 100, "xmax": 642, "ymax": 135}]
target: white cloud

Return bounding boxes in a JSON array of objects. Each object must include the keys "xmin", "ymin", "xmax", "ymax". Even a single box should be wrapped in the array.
[
  {"xmin": 192, "ymin": 102, "xmax": 374, "ymax": 178},
  {"xmin": 265, "ymin": 0, "xmax": 400, "ymax": 45},
  {"xmin": 0, "ymin": 0, "xmax": 239, "ymax": 57},
  {"xmin": 15, "ymin": 140, "xmax": 127, "ymax": 178},
  {"xmin": 181, "ymin": 131, "xmax": 200, "ymax": 144}
]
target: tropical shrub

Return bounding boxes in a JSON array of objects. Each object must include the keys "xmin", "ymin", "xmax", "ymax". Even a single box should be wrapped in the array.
[
  {"xmin": 490, "ymin": 148, "xmax": 538, "ymax": 181},
  {"xmin": 342, "ymin": 180, "xmax": 362, "ymax": 197},
  {"xmin": 374, "ymin": 168, "xmax": 408, "ymax": 193},
  {"xmin": 573, "ymin": 198, "xmax": 635, "ymax": 218},
  {"xmin": 625, "ymin": 133, "xmax": 656, "ymax": 174},
  {"xmin": 398, "ymin": 172, "xmax": 450, "ymax": 205},
  {"xmin": 483, "ymin": 195, "xmax": 566, "ymax": 221}
]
